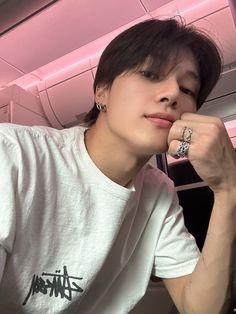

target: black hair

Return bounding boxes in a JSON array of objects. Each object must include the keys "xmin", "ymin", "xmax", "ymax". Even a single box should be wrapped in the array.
[{"xmin": 84, "ymin": 18, "xmax": 222, "ymax": 125}]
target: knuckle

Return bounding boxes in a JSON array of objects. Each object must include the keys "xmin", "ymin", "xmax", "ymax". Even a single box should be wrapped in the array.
[
  {"xmin": 168, "ymin": 140, "xmax": 179, "ymax": 156},
  {"xmin": 208, "ymin": 121, "xmax": 222, "ymax": 135}
]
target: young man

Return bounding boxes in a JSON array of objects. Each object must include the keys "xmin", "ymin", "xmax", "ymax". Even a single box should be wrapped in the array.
[{"xmin": 0, "ymin": 18, "xmax": 235, "ymax": 313}]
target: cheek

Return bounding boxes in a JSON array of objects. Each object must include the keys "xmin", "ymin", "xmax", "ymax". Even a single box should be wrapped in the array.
[
  {"xmin": 106, "ymin": 104, "xmax": 139, "ymax": 133},
  {"xmin": 179, "ymin": 98, "xmax": 197, "ymax": 114},
  {"xmin": 106, "ymin": 97, "xmax": 132, "ymax": 131},
  {"xmin": 191, "ymin": 103, "xmax": 197, "ymax": 113},
  {"xmin": 107, "ymin": 88, "xmax": 143, "ymax": 119}
]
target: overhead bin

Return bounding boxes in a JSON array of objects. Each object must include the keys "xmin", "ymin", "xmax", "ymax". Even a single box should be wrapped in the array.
[
  {"xmin": 198, "ymin": 65, "xmax": 236, "ymax": 121},
  {"xmin": 3, "ymin": 0, "xmax": 235, "ymax": 130},
  {"xmin": 37, "ymin": 0, "xmax": 236, "ymax": 130},
  {"xmin": 39, "ymin": 69, "xmax": 94, "ymax": 129},
  {"xmin": 0, "ymin": 85, "xmax": 50, "ymax": 126}
]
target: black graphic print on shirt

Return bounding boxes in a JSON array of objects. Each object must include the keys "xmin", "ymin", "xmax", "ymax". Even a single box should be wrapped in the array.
[{"xmin": 22, "ymin": 265, "xmax": 84, "ymax": 305}]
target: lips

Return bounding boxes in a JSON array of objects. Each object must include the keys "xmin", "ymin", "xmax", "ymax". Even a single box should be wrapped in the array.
[{"xmin": 145, "ymin": 112, "xmax": 175, "ymax": 128}]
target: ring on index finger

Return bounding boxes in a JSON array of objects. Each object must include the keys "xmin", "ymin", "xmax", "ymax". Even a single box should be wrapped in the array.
[
  {"xmin": 182, "ymin": 127, "xmax": 193, "ymax": 143},
  {"xmin": 176, "ymin": 141, "xmax": 190, "ymax": 158}
]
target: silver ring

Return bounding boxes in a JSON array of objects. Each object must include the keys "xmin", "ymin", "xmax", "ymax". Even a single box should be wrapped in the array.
[
  {"xmin": 182, "ymin": 127, "xmax": 193, "ymax": 143},
  {"xmin": 176, "ymin": 141, "xmax": 189, "ymax": 158}
]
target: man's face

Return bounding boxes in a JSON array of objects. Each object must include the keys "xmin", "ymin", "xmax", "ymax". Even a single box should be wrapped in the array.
[{"xmin": 96, "ymin": 50, "xmax": 200, "ymax": 157}]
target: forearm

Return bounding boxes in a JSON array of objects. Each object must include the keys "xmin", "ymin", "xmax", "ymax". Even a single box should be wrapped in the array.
[{"xmin": 183, "ymin": 190, "xmax": 236, "ymax": 314}]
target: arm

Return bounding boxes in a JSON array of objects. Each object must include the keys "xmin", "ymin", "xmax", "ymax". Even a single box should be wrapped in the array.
[
  {"xmin": 0, "ymin": 128, "xmax": 19, "ymax": 286},
  {"xmin": 165, "ymin": 113, "xmax": 236, "ymax": 314},
  {"xmin": 183, "ymin": 191, "xmax": 236, "ymax": 313},
  {"xmin": 164, "ymin": 191, "xmax": 236, "ymax": 314}
]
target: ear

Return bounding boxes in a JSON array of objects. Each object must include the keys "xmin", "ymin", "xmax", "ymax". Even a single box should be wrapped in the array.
[{"xmin": 95, "ymin": 85, "xmax": 109, "ymax": 105}]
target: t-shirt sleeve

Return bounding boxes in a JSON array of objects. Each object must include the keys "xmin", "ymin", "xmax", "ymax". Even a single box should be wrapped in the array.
[
  {"xmin": 0, "ymin": 130, "xmax": 18, "ymax": 283},
  {"xmin": 152, "ymin": 179, "xmax": 200, "ymax": 279}
]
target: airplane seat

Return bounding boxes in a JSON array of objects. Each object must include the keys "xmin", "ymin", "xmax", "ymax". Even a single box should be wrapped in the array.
[{"xmin": 130, "ymin": 279, "xmax": 179, "ymax": 314}]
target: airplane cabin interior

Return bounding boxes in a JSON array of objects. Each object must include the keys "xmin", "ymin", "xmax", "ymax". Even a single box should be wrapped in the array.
[{"xmin": 0, "ymin": 0, "xmax": 236, "ymax": 313}]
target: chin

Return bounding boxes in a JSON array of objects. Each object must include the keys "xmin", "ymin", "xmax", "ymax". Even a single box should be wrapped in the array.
[
  {"xmin": 141, "ymin": 145, "xmax": 168, "ymax": 157},
  {"xmin": 128, "ymin": 133, "xmax": 168, "ymax": 156},
  {"xmin": 148, "ymin": 141, "xmax": 168, "ymax": 155}
]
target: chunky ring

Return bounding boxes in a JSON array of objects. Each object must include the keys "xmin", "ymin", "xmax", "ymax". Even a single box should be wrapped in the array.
[
  {"xmin": 182, "ymin": 127, "xmax": 193, "ymax": 143},
  {"xmin": 176, "ymin": 141, "xmax": 190, "ymax": 158}
]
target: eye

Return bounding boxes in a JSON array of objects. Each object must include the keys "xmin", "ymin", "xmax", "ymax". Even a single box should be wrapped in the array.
[
  {"xmin": 180, "ymin": 86, "xmax": 195, "ymax": 97},
  {"xmin": 139, "ymin": 70, "xmax": 159, "ymax": 81}
]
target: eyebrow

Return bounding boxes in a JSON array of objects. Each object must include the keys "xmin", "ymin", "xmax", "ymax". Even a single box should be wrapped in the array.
[{"xmin": 185, "ymin": 70, "xmax": 200, "ymax": 82}]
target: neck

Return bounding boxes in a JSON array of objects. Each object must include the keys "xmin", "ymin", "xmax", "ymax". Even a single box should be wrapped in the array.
[{"xmin": 84, "ymin": 123, "xmax": 151, "ymax": 187}]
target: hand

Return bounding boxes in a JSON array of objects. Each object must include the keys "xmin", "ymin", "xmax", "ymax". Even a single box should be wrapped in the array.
[{"xmin": 167, "ymin": 113, "xmax": 236, "ymax": 193}]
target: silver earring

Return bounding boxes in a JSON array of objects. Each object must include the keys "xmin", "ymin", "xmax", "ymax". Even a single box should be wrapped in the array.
[{"xmin": 96, "ymin": 102, "xmax": 107, "ymax": 112}]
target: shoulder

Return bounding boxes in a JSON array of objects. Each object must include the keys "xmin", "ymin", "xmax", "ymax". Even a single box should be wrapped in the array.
[
  {"xmin": 141, "ymin": 162, "xmax": 175, "ymax": 192},
  {"xmin": 0, "ymin": 123, "xmax": 49, "ymax": 143},
  {"xmin": 0, "ymin": 123, "xmax": 85, "ymax": 148},
  {"xmin": 135, "ymin": 162, "xmax": 176, "ymax": 207},
  {"xmin": 0, "ymin": 123, "xmax": 28, "ymax": 149}
]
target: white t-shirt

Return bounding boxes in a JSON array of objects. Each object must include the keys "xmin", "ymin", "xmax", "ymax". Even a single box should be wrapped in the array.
[{"xmin": 0, "ymin": 123, "xmax": 200, "ymax": 314}]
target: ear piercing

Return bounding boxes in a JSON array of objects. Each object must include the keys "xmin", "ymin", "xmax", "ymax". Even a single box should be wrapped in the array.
[{"xmin": 96, "ymin": 102, "xmax": 107, "ymax": 112}]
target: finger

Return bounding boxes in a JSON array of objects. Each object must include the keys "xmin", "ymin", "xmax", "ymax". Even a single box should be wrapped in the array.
[
  {"xmin": 168, "ymin": 115, "xmax": 226, "ymax": 145},
  {"xmin": 168, "ymin": 140, "xmax": 191, "ymax": 159},
  {"xmin": 180, "ymin": 112, "xmax": 223, "ymax": 125},
  {"xmin": 168, "ymin": 120, "xmax": 204, "ymax": 145},
  {"xmin": 167, "ymin": 123, "xmax": 184, "ymax": 145}
]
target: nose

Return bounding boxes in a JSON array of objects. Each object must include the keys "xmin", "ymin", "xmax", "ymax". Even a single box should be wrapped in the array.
[{"xmin": 157, "ymin": 76, "xmax": 179, "ymax": 108}]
